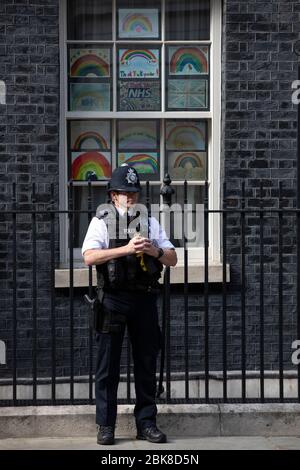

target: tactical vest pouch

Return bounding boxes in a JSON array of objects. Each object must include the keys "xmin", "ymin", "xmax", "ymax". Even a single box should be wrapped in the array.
[
  {"xmin": 143, "ymin": 254, "xmax": 163, "ymax": 278},
  {"xmin": 126, "ymin": 254, "xmax": 137, "ymax": 283},
  {"xmin": 107, "ymin": 258, "xmax": 125, "ymax": 289}
]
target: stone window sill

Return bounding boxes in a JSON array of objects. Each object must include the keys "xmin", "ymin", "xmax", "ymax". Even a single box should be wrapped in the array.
[{"xmin": 55, "ymin": 263, "xmax": 230, "ymax": 288}]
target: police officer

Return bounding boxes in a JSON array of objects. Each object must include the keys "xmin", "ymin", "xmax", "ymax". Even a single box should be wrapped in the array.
[{"xmin": 82, "ymin": 165, "xmax": 177, "ymax": 445}]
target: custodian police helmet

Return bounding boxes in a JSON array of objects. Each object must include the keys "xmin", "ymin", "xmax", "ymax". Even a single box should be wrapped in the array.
[{"xmin": 108, "ymin": 164, "xmax": 141, "ymax": 193}]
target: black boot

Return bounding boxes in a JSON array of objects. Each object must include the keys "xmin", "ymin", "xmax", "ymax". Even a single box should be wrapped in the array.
[
  {"xmin": 136, "ymin": 424, "xmax": 167, "ymax": 443},
  {"xmin": 97, "ymin": 425, "xmax": 115, "ymax": 445}
]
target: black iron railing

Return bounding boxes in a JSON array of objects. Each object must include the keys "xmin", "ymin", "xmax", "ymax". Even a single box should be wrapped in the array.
[{"xmin": 0, "ymin": 179, "xmax": 300, "ymax": 406}]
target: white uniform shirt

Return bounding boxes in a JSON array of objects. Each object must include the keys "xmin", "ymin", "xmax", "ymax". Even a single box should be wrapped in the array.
[{"xmin": 82, "ymin": 207, "xmax": 175, "ymax": 256}]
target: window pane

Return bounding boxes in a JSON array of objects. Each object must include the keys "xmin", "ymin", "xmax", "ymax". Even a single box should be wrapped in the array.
[
  {"xmin": 167, "ymin": 150, "xmax": 207, "ymax": 181},
  {"xmin": 118, "ymin": 120, "xmax": 158, "ymax": 149},
  {"xmin": 68, "ymin": 45, "xmax": 112, "ymax": 112},
  {"xmin": 167, "ymin": 46, "xmax": 209, "ymax": 76},
  {"xmin": 167, "ymin": 79, "xmax": 208, "ymax": 110},
  {"xmin": 70, "ymin": 121, "xmax": 111, "ymax": 150},
  {"xmin": 67, "ymin": 0, "xmax": 112, "ymax": 40},
  {"xmin": 74, "ymin": 186, "xmax": 108, "ymax": 248},
  {"xmin": 117, "ymin": 120, "xmax": 160, "ymax": 181},
  {"xmin": 69, "ymin": 46, "xmax": 111, "ymax": 79},
  {"xmin": 119, "ymin": 47, "xmax": 160, "ymax": 79},
  {"xmin": 169, "ymin": 185, "xmax": 205, "ymax": 248},
  {"xmin": 68, "ymin": 120, "xmax": 112, "ymax": 181},
  {"xmin": 69, "ymin": 82, "xmax": 111, "ymax": 111},
  {"xmin": 166, "ymin": 120, "xmax": 207, "ymax": 180},
  {"xmin": 166, "ymin": 45, "xmax": 209, "ymax": 111},
  {"xmin": 165, "ymin": 0, "xmax": 210, "ymax": 40},
  {"xmin": 117, "ymin": 2, "xmax": 161, "ymax": 40},
  {"xmin": 118, "ymin": 46, "xmax": 161, "ymax": 111}
]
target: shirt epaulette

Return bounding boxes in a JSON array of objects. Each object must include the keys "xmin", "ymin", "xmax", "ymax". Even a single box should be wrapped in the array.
[{"xmin": 95, "ymin": 209, "xmax": 109, "ymax": 220}]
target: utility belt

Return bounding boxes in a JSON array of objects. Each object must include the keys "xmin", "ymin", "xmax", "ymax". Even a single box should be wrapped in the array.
[
  {"xmin": 100, "ymin": 256, "xmax": 162, "ymax": 291},
  {"xmin": 84, "ymin": 281, "xmax": 160, "ymax": 333},
  {"xmin": 104, "ymin": 284, "xmax": 161, "ymax": 295}
]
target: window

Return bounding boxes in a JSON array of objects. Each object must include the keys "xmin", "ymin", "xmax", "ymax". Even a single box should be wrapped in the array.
[{"xmin": 60, "ymin": 0, "xmax": 221, "ymax": 266}]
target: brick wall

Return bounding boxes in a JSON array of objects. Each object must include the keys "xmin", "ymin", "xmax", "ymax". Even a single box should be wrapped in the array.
[
  {"xmin": 0, "ymin": 0, "xmax": 61, "ymax": 380},
  {"xmin": 0, "ymin": 0, "xmax": 60, "ymax": 191},
  {"xmin": 222, "ymin": 0, "xmax": 300, "ymax": 373},
  {"xmin": 0, "ymin": 0, "xmax": 300, "ymax": 386}
]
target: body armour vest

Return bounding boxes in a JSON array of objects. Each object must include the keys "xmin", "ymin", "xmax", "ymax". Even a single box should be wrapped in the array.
[{"xmin": 95, "ymin": 203, "xmax": 163, "ymax": 292}]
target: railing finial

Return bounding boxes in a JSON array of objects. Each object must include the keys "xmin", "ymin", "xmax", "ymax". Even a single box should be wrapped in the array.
[{"xmin": 160, "ymin": 173, "xmax": 174, "ymax": 207}]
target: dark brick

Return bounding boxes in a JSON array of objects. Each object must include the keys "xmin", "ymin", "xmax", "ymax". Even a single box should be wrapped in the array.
[{"xmin": 0, "ymin": 0, "xmax": 299, "ymax": 386}]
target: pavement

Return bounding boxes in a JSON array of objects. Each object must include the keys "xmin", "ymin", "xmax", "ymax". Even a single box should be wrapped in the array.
[
  {"xmin": 3, "ymin": 404, "xmax": 300, "ymax": 441},
  {"xmin": 1, "ymin": 436, "xmax": 300, "ymax": 450}
]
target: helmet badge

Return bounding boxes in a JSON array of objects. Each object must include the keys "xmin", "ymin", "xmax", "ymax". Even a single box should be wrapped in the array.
[{"xmin": 126, "ymin": 168, "xmax": 138, "ymax": 185}]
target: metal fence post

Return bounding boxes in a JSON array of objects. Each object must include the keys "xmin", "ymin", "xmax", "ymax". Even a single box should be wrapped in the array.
[{"xmin": 160, "ymin": 174, "xmax": 173, "ymax": 403}]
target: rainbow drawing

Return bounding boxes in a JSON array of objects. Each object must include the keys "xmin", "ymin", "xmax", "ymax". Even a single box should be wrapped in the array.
[
  {"xmin": 70, "ymin": 83, "xmax": 110, "ymax": 111},
  {"xmin": 118, "ymin": 121, "xmax": 157, "ymax": 149},
  {"xmin": 120, "ymin": 49, "xmax": 158, "ymax": 65},
  {"xmin": 70, "ymin": 121, "xmax": 110, "ymax": 151},
  {"xmin": 166, "ymin": 122, "xmax": 206, "ymax": 150},
  {"xmin": 168, "ymin": 151, "xmax": 206, "ymax": 180},
  {"xmin": 71, "ymin": 151, "xmax": 111, "ymax": 180},
  {"xmin": 119, "ymin": 48, "xmax": 159, "ymax": 78},
  {"xmin": 70, "ymin": 48, "xmax": 110, "ymax": 77},
  {"xmin": 119, "ymin": 9, "xmax": 159, "ymax": 38},
  {"xmin": 118, "ymin": 152, "xmax": 158, "ymax": 174},
  {"xmin": 73, "ymin": 131, "xmax": 108, "ymax": 151},
  {"xmin": 169, "ymin": 46, "xmax": 209, "ymax": 75},
  {"xmin": 174, "ymin": 152, "xmax": 203, "ymax": 169},
  {"xmin": 123, "ymin": 13, "xmax": 152, "ymax": 33}
]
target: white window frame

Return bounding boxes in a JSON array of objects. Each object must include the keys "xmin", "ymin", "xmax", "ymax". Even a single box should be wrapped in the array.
[{"xmin": 58, "ymin": 0, "xmax": 222, "ymax": 268}]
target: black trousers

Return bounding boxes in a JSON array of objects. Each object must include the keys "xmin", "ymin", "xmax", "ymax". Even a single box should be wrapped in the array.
[{"xmin": 95, "ymin": 290, "xmax": 161, "ymax": 430}]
